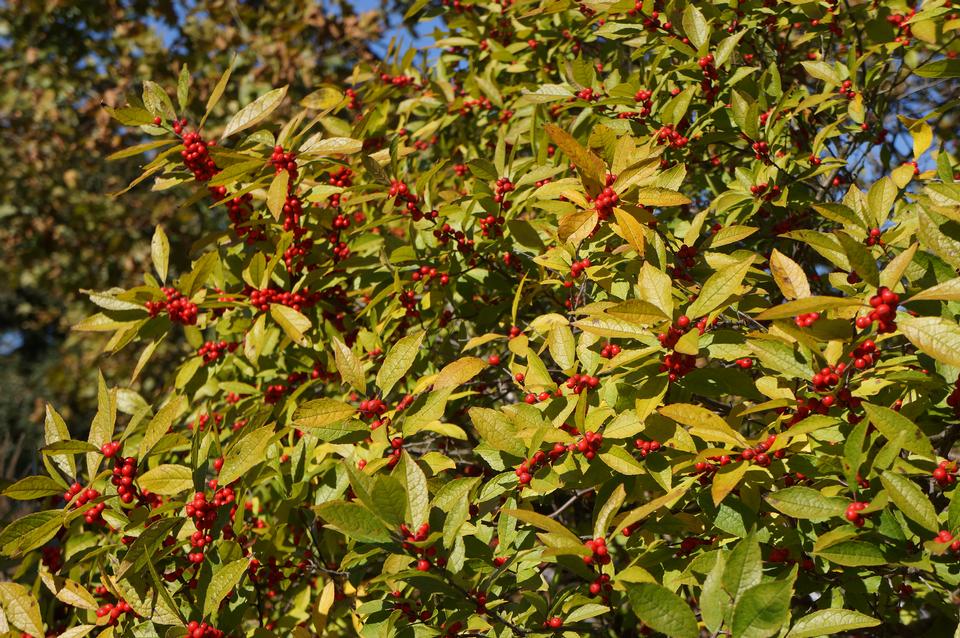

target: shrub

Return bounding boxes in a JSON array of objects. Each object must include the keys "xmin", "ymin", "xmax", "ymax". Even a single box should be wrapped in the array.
[{"xmin": 2, "ymin": 1, "xmax": 960, "ymax": 636}]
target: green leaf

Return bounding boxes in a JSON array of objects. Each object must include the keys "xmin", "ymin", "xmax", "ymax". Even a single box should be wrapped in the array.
[
  {"xmin": 786, "ymin": 609, "xmax": 880, "ymax": 638},
  {"xmin": 371, "ymin": 476, "xmax": 408, "ymax": 528},
  {"xmin": 862, "ymin": 402, "xmax": 934, "ymax": 458},
  {"xmin": 266, "ymin": 170, "xmax": 289, "ymax": 221},
  {"xmin": 898, "ymin": 315, "xmax": 960, "ymax": 368},
  {"xmin": 660, "ymin": 403, "xmax": 746, "ymax": 446},
  {"xmin": 504, "ymin": 508, "xmax": 581, "ymax": 545},
  {"xmin": 915, "ymin": 59, "xmax": 960, "ymax": 78},
  {"xmin": 270, "ymin": 303, "xmax": 312, "ymax": 345},
  {"xmin": 625, "ymin": 583, "xmax": 699, "ymax": 638},
  {"xmin": 219, "ymin": 427, "xmax": 275, "ymax": 484},
  {"xmin": 138, "ymin": 394, "xmax": 185, "ymax": 460},
  {"xmin": 151, "ymin": 225, "xmax": 169, "ymax": 282},
  {"xmin": 44, "ymin": 404, "xmax": 75, "ymax": 479},
  {"xmin": 314, "ymin": 501, "xmax": 391, "ymax": 543},
  {"xmin": 87, "ymin": 372, "xmax": 116, "ymax": 479},
  {"xmin": 300, "ymin": 87, "xmax": 344, "ymax": 110},
  {"xmin": 686, "ymin": 255, "xmax": 754, "ymax": 319},
  {"xmin": 880, "ymin": 470, "xmax": 938, "ymax": 532},
  {"xmin": 142, "ymin": 80, "xmax": 175, "ymax": 119},
  {"xmin": 0, "ymin": 582, "xmax": 43, "ymax": 637},
  {"xmin": 723, "ymin": 534, "xmax": 762, "ymax": 602},
  {"xmin": 377, "ymin": 330, "xmax": 425, "ymax": 396},
  {"xmin": 754, "ymin": 296, "xmax": 861, "ymax": 321},
  {"xmin": 813, "ymin": 540, "xmax": 885, "ymax": 566},
  {"xmin": 0, "ymin": 510, "xmax": 63, "ymax": 557},
  {"xmin": 1, "ymin": 476, "xmax": 63, "ymax": 500},
  {"xmin": 594, "ymin": 484, "xmax": 626, "ymax": 538},
  {"xmin": 866, "ymin": 177, "xmax": 897, "ymax": 226},
  {"xmin": 222, "ymin": 86, "xmax": 288, "ymax": 138},
  {"xmin": 469, "ymin": 407, "xmax": 525, "ymax": 457},
  {"xmin": 765, "ymin": 487, "xmax": 849, "ymax": 521},
  {"xmin": 203, "ymin": 558, "xmax": 249, "ymax": 618},
  {"xmin": 801, "ymin": 60, "xmax": 840, "ymax": 84},
  {"xmin": 331, "ymin": 337, "xmax": 366, "ymax": 392},
  {"xmin": 731, "ymin": 570, "xmax": 796, "ymax": 638},
  {"xmin": 396, "ymin": 454, "xmax": 430, "ymax": 529},
  {"xmin": 681, "ymin": 4, "xmax": 710, "ymax": 49},
  {"xmin": 434, "ymin": 356, "xmax": 487, "ymax": 390},
  {"xmin": 599, "ymin": 447, "xmax": 647, "ymax": 475},
  {"xmin": 635, "ymin": 187, "xmax": 691, "ymax": 207},
  {"xmin": 137, "ymin": 464, "xmax": 193, "ymax": 495},
  {"xmin": 835, "ymin": 231, "xmax": 879, "ymax": 287},
  {"xmin": 700, "ymin": 553, "xmax": 729, "ymax": 632},
  {"xmin": 177, "ymin": 64, "xmax": 190, "ymax": 111}
]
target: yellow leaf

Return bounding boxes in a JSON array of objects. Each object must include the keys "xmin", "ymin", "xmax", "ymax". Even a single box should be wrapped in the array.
[{"xmin": 769, "ymin": 249, "xmax": 810, "ymax": 299}]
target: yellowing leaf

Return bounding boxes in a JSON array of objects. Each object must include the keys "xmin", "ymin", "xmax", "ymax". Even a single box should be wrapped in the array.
[
  {"xmin": 222, "ymin": 85, "xmax": 288, "ymax": 138},
  {"xmin": 377, "ymin": 331, "xmax": 425, "ymax": 396},
  {"xmin": 898, "ymin": 315, "xmax": 960, "ymax": 367},
  {"xmin": 331, "ymin": 337, "xmax": 366, "ymax": 392},
  {"xmin": 270, "ymin": 304, "xmax": 312, "ymax": 345},
  {"xmin": 686, "ymin": 256, "xmax": 754, "ymax": 320},
  {"xmin": 769, "ymin": 249, "xmax": 810, "ymax": 299},
  {"xmin": 434, "ymin": 357, "xmax": 487, "ymax": 390},
  {"xmin": 754, "ymin": 296, "xmax": 862, "ymax": 321},
  {"xmin": 635, "ymin": 187, "xmax": 691, "ymax": 207},
  {"xmin": 659, "ymin": 403, "xmax": 746, "ymax": 446},
  {"xmin": 267, "ymin": 170, "xmax": 289, "ymax": 220}
]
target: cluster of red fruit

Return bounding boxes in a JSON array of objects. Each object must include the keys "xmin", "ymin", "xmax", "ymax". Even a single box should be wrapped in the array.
[
  {"xmin": 599, "ymin": 341, "xmax": 621, "ymax": 358},
  {"xmin": 592, "ymin": 174, "xmax": 619, "ymax": 220},
  {"xmin": 839, "ymin": 79, "xmax": 857, "ymax": 99},
  {"xmin": 575, "ymin": 87, "xmax": 600, "ymax": 102},
  {"xmin": 811, "ymin": 364, "xmax": 843, "ymax": 391},
  {"xmin": 146, "ymin": 287, "xmax": 198, "ymax": 325},
  {"xmin": 676, "ymin": 536, "xmax": 714, "ymax": 558},
  {"xmin": 751, "ymin": 140, "xmax": 770, "ymax": 163},
  {"xmin": 849, "ymin": 339, "xmax": 878, "ymax": 370},
  {"xmin": 670, "ymin": 244, "xmax": 698, "ymax": 279},
  {"xmin": 64, "ymin": 482, "xmax": 106, "ymax": 525},
  {"xmin": 845, "ymin": 501, "xmax": 870, "ymax": 527},
  {"xmin": 633, "ymin": 88, "xmax": 653, "ymax": 116},
  {"xmin": 933, "ymin": 460, "xmax": 957, "ymax": 487},
  {"xmin": 386, "ymin": 437, "xmax": 405, "ymax": 467},
  {"xmin": 358, "ymin": 398, "xmax": 387, "ymax": 421},
  {"xmin": 768, "ymin": 547, "xmax": 815, "ymax": 570},
  {"xmin": 655, "ymin": 124, "xmax": 689, "ymax": 149},
  {"xmin": 855, "ymin": 287, "xmax": 899, "ymax": 333},
  {"xmin": 493, "ymin": 176, "xmax": 514, "ymax": 209},
  {"xmin": 400, "ymin": 523, "xmax": 445, "ymax": 570},
  {"xmin": 697, "ymin": 53, "xmax": 718, "ymax": 100},
  {"xmin": 96, "ymin": 600, "xmax": 135, "ymax": 626},
  {"xmin": 197, "ymin": 339, "xmax": 238, "ymax": 365},
  {"xmin": 693, "ymin": 455, "xmax": 733, "ymax": 484},
  {"xmin": 179, "ymin": 129, "xmax": 218, "ymax": 181},
  {"xmin": 740, "ymin": 435, "xmax": 783, "ymax": 468},
  {"xmin": 410, "ymin": 264, "xmax": 450, "ymax": 285},
  {"xmin": 658, "ymin": 315, "xmax": 698, "ymax": 382},
  {"xmin": 478, "ymin": 212, "xmax": 505, "ymax": 238},
  {"xmin": 433, "ymin": 223, "xmax": 475, "ymax": 254},
  {"xmin": 246, "ymin": 286, "xmax": 321, "ymax": 313},
  {"xmin": 582, "ymin": 536, "xmax": 611, "ymax": 566},
  {"xmin": 326, "ymin": 166, "xmax": 353, "ymax": 208},
  {"xmin": 794, "ymin": 312, "xmax": 820, "ymax": 328},
  {"xmin": 749, "ymin": 182, "xmax": 781, "ymax": 201},
  {"xmin": 184, "ymin": 621, "xmax": 224, "ymax": 638},
  {"xmin": 633, "ymin": 438, "xmax": 662, "ymax": 457},
  {"xmin": 184, "ymin": 487, "xmax": 235, "ymax": 563},
  {"xmin": 565, "ymin": 373, "xmax": 600, "ymax": 394},
  {"xmin": 564, "ymin": 258, "xmax": 591, "ymax": 287},
  {"xmin": 514, "ymin": 445, "xmax": 566, "ymax": 485},
  {"xmin": 109, "ymin": 454, "xmax": 139, "ymax": 504},
  {"xmin": 866, "ymin": 227, "xmax": 884, "ymax": 246}
]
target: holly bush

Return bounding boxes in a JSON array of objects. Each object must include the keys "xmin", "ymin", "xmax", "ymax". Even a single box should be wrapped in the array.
[{"xmin": 3, "ymin": 0, "xmax": 960, "ymax": 636}]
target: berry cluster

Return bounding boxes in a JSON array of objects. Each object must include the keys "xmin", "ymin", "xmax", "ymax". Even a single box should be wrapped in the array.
[
  {"xmin": 101, "ymin": 441, "xmax": 122, "ymax": 458},
  {"xmin": 811, "ymin": 364, "xmax": 843, "ymax": 391},
  {"xmin": 400, "ymin": 523, "xmax": 445, "ymax": 570},
  {"xmin": 697, "ymin": 53, "xmax": 718, "ymax": 100},
  {"xmin": 658, "ymin": 315, "xmax": 698, "ymax": 382},
  {"xmin": 740, "ymin": 435, "xmax": 782, "ymax": 467},
  {"xmin": 794, "ymin": 312, "xmax": 820, "ymax": 328},
  {"xmin": 565, "ymin": 373, "xmax": 599, "ymax": 393},
  {"xmin": 839, "ymin": 79, "xmax": 857, "ymax": 99},
  {"xmin": 197, "ymin": 340, "xmax": 238, "ymax": 365},
  {"xmin": 493, "ymin": 177, "xmax": 514, "ymax": 209},
  {"xmin": 146, "ymin": 287, "xmax": 199, "ymax": 325},
  {"xmin": 184, "ymin": 621, "xmax": 224, "ymax": 638},
  {"xmin": 563, "ymin": 258, "xmax": 591, "ymax": 288},
  {"xmin": 433, "ymin": 223, "xmax": 476, "ymax": 253},
  {"xmin": 64, "ymin": 483, "xmax": 105, "ymax": 525},
  {"xmin": 693, "ymin": 455, "xmax": 733, "ymax": 484},
  {"xmin": 180, "ymin": 130, "xmax": 218, "ymax": 181},
  {"xmin": 110, "ymin": 455, "xmax": 139, "ymax": 504},
  {"xmin": 676, "ymin": 536, "xmax": 714, "ymax": 558},
  {"xmin": 845, "ymin": 501, "xmax": 869, "ymax": 527},
  {"xmin": 671, "ymin": 244, "xmax": 698, "ymax": 278},
  {"xmin": 96, "ymin": 600, "xmax": 135, "ymax": 626},
  {"xmin": 751, "ymin": 140, "xmax": 770, "ymax": 162},
  {"xmin": 582, "ymin": 536, "xmax": 610, "ymax": 566},
  {"xmin": 592, "ymin": 174, "xmax": 619, "ymax": 220},
  {"xmin": 247, "ymin": 286, "xmax": 321, "ymax": 312},
  {"xmin": 850, "ymin": 339, "xmax": 878, "ymax": 370},
  {"xmin": 933, "ymin": 460, "xmax": 957, "ymax": 487},
  {"xmin": 655, "ymin": 124, "xmax": 689, "ymax": 149},
  {"xmin": 750, "ymin": 182, "xmax": 781, "ymax": 201},
  {"xmin": 633, "ymin": 438, "xmax": 662, "ymax": 457},
  {"xmin": 571, "ymin": 430, "xmax": 603, "ymax": 460},
  {"xmin": 514, "ymin": 445, "xmax": 567, "ymax": 485},
  {"xmin": 411, "ymin": 264, "xmax": 450, "ymax": 285},
  {"xmin": 386, "ymin": 436, "xmax": 404, "ymax": 467},
  {"xmin": 866, "ymin": 228, "xmax": 884, "ymax": 246},
  {"xmin": 600, "ymin": 341, "xmax": 621, "ymax": 358},
  {"xmin": 856, "ymin": 287, "xmax": 899, "ymax": 333},
  {"xmin": 478, "ymin": 213, "xmax": 505, "ymax": 238},
  {"xmin": 633, "ymin": 88, "xmax": 653, "ymax": 116}
]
